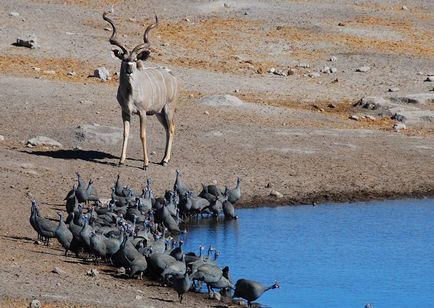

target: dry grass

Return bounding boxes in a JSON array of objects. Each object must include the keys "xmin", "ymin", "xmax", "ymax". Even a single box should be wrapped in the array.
[{"xmin": 0, "ymin": 54, "xmax": 117, "ymax": 85}]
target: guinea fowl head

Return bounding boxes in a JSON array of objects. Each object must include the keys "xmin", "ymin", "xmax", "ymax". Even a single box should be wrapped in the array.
[{"xmin": 272, "ymin": 281, "xmax": 280, "ymax": 289}]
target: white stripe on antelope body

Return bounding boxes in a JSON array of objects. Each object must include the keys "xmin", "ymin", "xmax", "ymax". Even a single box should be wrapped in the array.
[{"xmin": 103, "ymin": 11, "xmax": 178, "ymax": 170}]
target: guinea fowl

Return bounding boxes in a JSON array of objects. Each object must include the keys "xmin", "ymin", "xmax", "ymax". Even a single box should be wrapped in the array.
[
  {"xmin": 203, "ymin": 197, "xmax": 223, "ymax": 217},
  {"xmin": 104, "ymin": 231, "xmax": 124, "ymax": 264},
  {"xmin": 170, "ymin": 240, "xmax": 184, "ymax": 261},
  {"xmin": 54, "ymin": 211, "xmax": 79, "ymax": 256},
  {"xmin": 190, "ymin": 263, "xmax": 223, "ymax": 295},
  {"xmin": 222, "ymin": 198, "xmax": 238, "ymax": 219},
  {"xmin": 161, "ymin": 255, "xmax": 187, "ymax": 284},
  {"xmin": 172, "ymin": 271, "xmax": 191, "ymax": 303},
  {"xmin": 29, "ymin": 201, "xmax": 41, "ymax": 240},
  {"xmin": 233, "ymin": 279, "xmax": 280, "ymax": 307},
  {"xmin": 74, "ymin": 172, "xmax": 99, "ymax": 204},
  {"xmin": 199, "ymin": 184, "xmax": 220, "ymax": 203},
  {"xmin": 89, "ymin": 231, "xmax": 107, "ymax": 264},
  {"xmin": 64, "ymin": 185, "xmax": 78, "ymax": 214},
  {"xmin": 85, "ymin": 179, "xmax": 100, "ymax": 203},
  {"xmin": 174, "ymin": 169, "xmax": 189, "ymax": 197},
  {"xmin": 226, "ymin": 177, "xmax": 241, "ymax": 204},
  {"xmin": 32, "ymin": 202, "xmax": 58, "ymax": 245},
  {"xmin": 113, "ymin": 174, "xmax": 124, "ymax": 196}
]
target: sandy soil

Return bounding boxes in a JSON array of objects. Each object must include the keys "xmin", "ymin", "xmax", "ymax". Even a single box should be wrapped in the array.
[{"xmin": 0, "ymin": 0, "xmax": 433, "ymax": 307}]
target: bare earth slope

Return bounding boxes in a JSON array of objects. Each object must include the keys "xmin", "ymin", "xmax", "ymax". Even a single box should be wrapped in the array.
[{"xmin": 0, "ymin": 0, "xmax": 433, "ymax": 307}]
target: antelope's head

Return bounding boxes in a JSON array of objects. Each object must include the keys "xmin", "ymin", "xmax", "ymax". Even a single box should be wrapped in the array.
[{"xmin": 103, "ymin": 11, "xmax": 158, "ymax": 76}]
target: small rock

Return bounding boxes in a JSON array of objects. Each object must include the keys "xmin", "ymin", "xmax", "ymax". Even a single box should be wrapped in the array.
[
  {"xmin": 287, "ymin": 68, "xmax": 295, "ymax": 76},
  {"xmin": 43, "ymin": 70, "xmax": 56, "ymax": 75},
  {"xmin": 67, "ymin": 71, "xmax": 76, "ymax": 76},
  {"xmin": 330, "ymin": 67, "xmax": 338, "ymax": 73},
  {"xmin": 307, "ymin": 72, "xmax": 321, "ymax": 78},
  {"xmin": 365, "ymin": 115, "xmax": 376, "ymax": 121},
  {"xmin": 401, "ymin": 5, "xmax": 408, "ymax": 10},
  {"xmin": 52, "ymin": 267, "xmax": 65, "ymax": 275},
  {"xmin": 184, "ymin": 18, "xmax": 191, "ymax": 22},
  {"xmin": 244, "ymin": 11, "xmax": 248, "ymax": 15},
  {"xmin": 104, "ymin": 27, "xmax": 111, "ymax": 31},
  {"xmin": 0, "ymin": 135, "xmax": 4, "ymax": 141},
  {"xmin": 268, "ymin": 67, "xmax": 276, "ymax": 74},
  {"xmin": 329, "ymin": 56, "xmax": 337, "ymax": 62},
  {"xmin": 233, "ymin": 89, "xmax": 240, "ymax": 93},
  {"xmin": 9, "ymin": 11, "xmax": 20, "ymax": 17},
  {"xmin": 86, "ymin": 268, "xmax": 99, "ymax": 277},
  {"xmin": 150, "ymin": 151, "xmax": 157, "ymax": 156},
  {"xmin": 33, "ymin": 67, "xmax": 40, "ymax": 71},
  {"xmin": 223, "ymin": 3, "xmax": 231, "ymax": 8},
  {"xmin": 65, "ymin": 32, "xmax": 75, "ymax": 35},
  {"xmin": 416, "ymin": 71, "xmax": 424, "ymax": 75},
  {"xmin": 93, "ymin": 67, "xmax": 110, "ymax": 81},
  {"xmin": 338, "ymin": 22, "xmax": 345, "ymax": 26},
  {"xmin": 297, "ymin": 62, "xmax": 310, "ymax": 68},
  {"xmin": 321, "ymin": 66, "xmax": 331, "ymax": 74},
  {"xmin": 388, "ymin": 87, "xmax": 400, "ymax": 92},
  {"xmin": 393, "ymin": 123, "xmax": 406, "ymax": 132},
  {"xmin": 424, "ymin": 76, "xmax": 434, "ymax": 82},
  {"xmin": 356, "ymin": 66, "xmax": 370, "ymax": 73},
  {"xmin": 30, "ymin": 299, "xmax": 41, "ymax": 308},
  {"xmin": 135, "ymin": 295, "xmax": 143, "ymax": 300},
  {"xmin": 328, "ymin": 103, "xmax": 336, "ymax": 108},
  {"xmin": 349, "ymin": 115, "xmax": 359, "ymax": 121},
  {"xmin": 269, "ymin": 190, "xmax": 283, "ymax": 198},
  {"xmin": 273, "ymin": 69, "xmax": 287, "ymax": 76},
  {"xmin": 34, "ymin": 240, "xmax": 42, "ymax": 246},
  {"xmin": 14, "ymin": 34, "xmax": 38, "ymax": 48},
  {"xmin": 391, "ymin": 113, "xmax": 406, "ymax": 122},
  {"xmin": 204, "ymin": 110, "xmax": 210, "ymax": 115},
  {"xmin": 265, "ymin": 182, "xmax": 273, "ymax": 188}
]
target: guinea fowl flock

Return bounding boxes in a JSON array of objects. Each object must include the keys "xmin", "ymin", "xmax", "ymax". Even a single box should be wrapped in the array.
[{"xmin": 29, "ymin": 170, "xmax": 279, "ymax": 306}]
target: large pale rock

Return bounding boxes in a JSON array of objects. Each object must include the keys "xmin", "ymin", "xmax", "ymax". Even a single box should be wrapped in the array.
[
  {"xmin": 27, "ymin": 136, "xmax": 62, "ymax": 147},
  {"xmin": 74, "ymin": 124, "xmax": 122, "ymax": 145},
  {"xmin": 195, "ymin": 94, "xmax": 244, "ymax": 107},
  {"xmin": 390, "ymin": 93, "xmax": 434, "ymax": 105}
]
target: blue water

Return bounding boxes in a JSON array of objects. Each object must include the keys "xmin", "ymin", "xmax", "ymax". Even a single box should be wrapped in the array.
[{"xmin": 181, "ymin": 199, "xmax": 434, "ymax": 307}]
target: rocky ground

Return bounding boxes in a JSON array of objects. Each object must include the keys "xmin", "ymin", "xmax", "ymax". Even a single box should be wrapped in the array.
[{"xmin": 0, "ymin": 0, "xmax": 433, "ymax": 307}]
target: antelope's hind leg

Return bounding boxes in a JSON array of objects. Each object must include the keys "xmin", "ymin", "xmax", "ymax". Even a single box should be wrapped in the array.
[{"xmin": 156, "ymin": 109, "xmax": 175, "ymax": 166}]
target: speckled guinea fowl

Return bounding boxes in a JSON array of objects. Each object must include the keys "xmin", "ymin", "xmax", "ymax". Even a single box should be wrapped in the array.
[
  {"xmin": 54, "ymin": 211, "xmax": 75, "ymax": 256},
  {"xmin": 172, "ymin": 271, "xmax": 191, "ymax": 303},
  {"xmin": 233, "ymin": 279, "xmax": 280, "ymax": 307},
  {"xmin": 32, "ymin": 201, "xmax": 58, "ymax": 245}
]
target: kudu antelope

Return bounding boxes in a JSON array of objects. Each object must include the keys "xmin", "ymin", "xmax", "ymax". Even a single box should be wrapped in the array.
[{"xmin": 103, "ymin": 11, "xmax": 178, "ymax": 169}]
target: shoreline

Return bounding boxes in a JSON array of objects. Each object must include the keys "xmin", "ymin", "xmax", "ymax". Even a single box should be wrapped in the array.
[{"xmin": 238, "ymin": 187, "xmax": 434, "ymax": 208}]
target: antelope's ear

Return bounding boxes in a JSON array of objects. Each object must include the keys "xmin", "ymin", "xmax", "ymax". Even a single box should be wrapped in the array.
[
  {"xmin": 112, "ymin": 49, "xmax": 124, "ymax": 60},
  {"xmin": 137, "ymin": 50, "xmax": 150, "ymax": 61}
]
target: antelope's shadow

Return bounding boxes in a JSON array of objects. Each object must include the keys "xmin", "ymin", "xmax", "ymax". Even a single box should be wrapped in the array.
[{"xmin": 23, "ymin": 149, "xmax": 119, "ymax": 166}]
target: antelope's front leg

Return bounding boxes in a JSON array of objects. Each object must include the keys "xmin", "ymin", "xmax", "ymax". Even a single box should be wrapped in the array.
[
  {"xmin": 139, "ymin": 114, "xmax": 149, "ymax": 170},
  {"xmin": 119, "ymin": 113, "xmax": 130, "ymax": 165}
]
